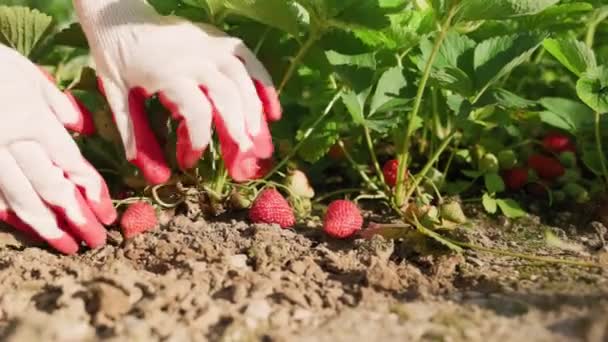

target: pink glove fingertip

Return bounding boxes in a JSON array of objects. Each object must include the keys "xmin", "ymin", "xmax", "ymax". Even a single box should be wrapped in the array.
[
  {"xmin": 37, "ymin": 66, "xmax": 96, "ymax": 135},
  {"xmin": 51, "ymin": 188, "xmax": 107, "ymax": 249},
  {"xmin": 158, "ymin": 92, "xmax": 205, "ymax": 170},
  {"xmin": 64, "ymin": 91, "xmax": 96, "ymax": 135},
  {"xmin": 253, "ymin": 79, "xmax": 282, "ymax": 122},
  {"xmin": 213, "ymin": 113, "xmax": 274, "ymax": 182},
  {"xmin": 0, "ymin": 210, "xmax": 79, "ymax": 254},
  {"xmin": 128, "ymin": 87, "xmax": 172, "ymax": 185}
]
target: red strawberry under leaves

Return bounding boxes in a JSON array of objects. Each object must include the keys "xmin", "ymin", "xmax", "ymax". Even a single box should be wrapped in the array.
[
  {"xmin": 323, "ymin": 200, "xmax": 363, "ymax": 239},
  {"xmin": 249, "ymin": 188, "xmax": 295, "ymax": 228},
  {"xmin": 120, "ymin": 201, "xmax": 158, "ymax": 239},
  {"xmin": 542, "ymin": 132, "xmax": 575, "ymax": 153},
  {"xmin": 527, "ymin": 154, "xmax": 565, "ymax": 180},
  {"xmin": 502, "ymin": 167, "xmax": 529, "ymax": 190},
  {"xmin": 383, "ymin": 159, "xmax": 407, "ymax": 187}
]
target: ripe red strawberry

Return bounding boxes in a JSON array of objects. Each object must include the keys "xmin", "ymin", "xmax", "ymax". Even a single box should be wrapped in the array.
[
  {"xmin": 328, "ymin": 144, "xmax": 345, "ymax": 160},
  {"xmin": 527, "ymin": 154, "xmax": 565, "ymax": 180},
  {"xmin": 542, "ymin": 132, "xmax": 574, "ymax": 153},
  {"xmin": 120, "ymin": 202, "xmax": 158, "ymax": 239},
  {"xmin": 502, "ymin": 167, "xmax": 529, "ymax": 190},
  {"xmin": 383, "ymin": 159, "xmax": 407, "ymax": 187},
  {"xmin": 249, "ymin": 188, "xmax": 295, "ymax": 228},
  {"xmin": 323, "ymin": 200, "xmax": 363, "ymax": 239}
]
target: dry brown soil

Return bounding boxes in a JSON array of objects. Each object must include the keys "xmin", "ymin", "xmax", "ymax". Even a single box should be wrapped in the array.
[{"xmin": 0, "ymin": 205, "xmax": 607, "ymax": 341}]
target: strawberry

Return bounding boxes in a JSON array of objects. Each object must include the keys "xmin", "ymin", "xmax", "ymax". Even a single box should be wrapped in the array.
[
  {"xmin": 542, "ymin": 132, "xmax": 574, "ymax": 153},
  {"xmin": 249, "ymin": 188, "xmax": 295, "ymax": 228},
  {"xmin": 439, "ymin": 201, "xmax": 467, "ymax": 224},
  {"xmin": 120, "ymin": 201, "xmax": 158, "ymax": 239},
  {"xmin": 527, "ymin": 154, "xmax": 565, "ymax": 180},
  {"xmin": 563, "ymin": 183, "xmax": 590, "ymax": 203},
  {"xmin": 497, "ymin": 150, "xmax": 517, "ymax": 170},
  {"xmin": 382, "ymin": 159, "xmax": 398, "ymax": 187},
  {"xmin": 286, "ymin": 169, "xmax": 315, "ymax": 198},
  {"xmin": 502, "ymin": 167, "xmax": 528, "ymax": 190},
  {"xmin": 479, "ymin": 153, "xmax": 499, "ymax": 173},
  {"xmin": 323, "ymin": 200, "xmax": 363, "ymax": 239},
  {"xmin": 328, "ymin": 144, "xmax": 345, "ymax": 160}
]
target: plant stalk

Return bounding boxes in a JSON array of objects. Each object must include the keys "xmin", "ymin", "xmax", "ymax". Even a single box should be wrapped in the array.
[
  {"xmin": 595, "ymin": 111, "xmax": 608, "ymax": 187},
  {"xmin": 338, "ymin": 139, "xmax": 381, "ymax": 193},
  {"xmin": 278, "ymin": 32, "xmax": 320, "ymax": 94},
  {"xmin": 264, "ymin": 90, "xmax": 342, "ymax": 180},
  {"xmin": 395, "ymin": 9, "xmax": 456, "ymax": 206},
  {"xmin": 363, "ymin": 126, "xmax": 391, "ymax": 194},
  {"xmin": 403, "ymin": 132, "xmax": 456, "ymax": 202}
]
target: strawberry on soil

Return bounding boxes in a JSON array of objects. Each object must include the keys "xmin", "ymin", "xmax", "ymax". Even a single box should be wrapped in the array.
[
  {"xmin": 120, "ymin": 201, "xmax": 158, "ymax": 239},
  {"xmin": 249, "ymin": 188, "xmax": 296, "ymax": 228},
  {"xmin": 323, "ymin": 200, "xmax": 363, "ymax": 239}
]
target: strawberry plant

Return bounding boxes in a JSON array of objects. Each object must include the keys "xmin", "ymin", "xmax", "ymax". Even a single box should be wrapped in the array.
[{"xmin": 3, "ymin": 0, "xmax": 608, "ymax": 253}]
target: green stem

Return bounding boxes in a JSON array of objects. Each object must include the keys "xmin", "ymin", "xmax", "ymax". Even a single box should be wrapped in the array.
[
  {"xmin": 339, "ymin": 139, "xmax": 381, "ymax": 192},
  {"xmin": 585, "ymin": 7, "xmax": 608, "ymax": 48},
  {"xmin": 595, "ymin": 111, "xmax": 608, "ymax": 186},
  {"xmin": 313, "ymin": 188, "xmax": 364, "ymax": 203},
  {"xmin": 452, "ymin": 240, "xmax": 601, "ymax": 268},
  {"xmin": 370, "ymin": 223, "xmax": 600, "ymax": 268},
  {"xmin": 395, "ymin": 9, "xmax": 456, "ymax": 206},
  {"xmin": 254, "ymin": 27, "xmax": 271, "ymax": 54},
  {"xmin": 364, "ymin": 126, "xmax": 390, "ymax": 194},
  {"xmin": 404, "ymin": 132, "xmax": 456, "ymax": 204},
  {"xmin": 278, "ymin": 32, "xmax": 320, "ymax": 94},
  {"xmin": 264, "ymin": 90, "xmax": 343, "ymax": 180}
]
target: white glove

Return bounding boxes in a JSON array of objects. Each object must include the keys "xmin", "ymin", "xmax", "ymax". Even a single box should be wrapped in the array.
[
  {"xmin": 73, "ymin": 0, "xmax": 282, "ymax": 184},
  {"xmin": 0, "ymin": 44, "xmax": 116, "ymax": 254}
]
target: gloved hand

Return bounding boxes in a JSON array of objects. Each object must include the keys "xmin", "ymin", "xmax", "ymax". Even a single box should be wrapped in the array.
[
  {"xmin": 0, "ymin": 44, "xmax": 116, "ymax": 254},
  {"xmin": 74, "ymin": 0, "xmax": 282, "ymax": 185}
]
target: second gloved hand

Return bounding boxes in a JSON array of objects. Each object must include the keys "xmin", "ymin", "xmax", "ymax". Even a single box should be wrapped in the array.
[
  {"xmin": 0, "ymin": 44, "xmax": 116, "ymax": 254},
  {"xmin": 74, "ymin": 0, "xmax": 282, "ymax": 184}
]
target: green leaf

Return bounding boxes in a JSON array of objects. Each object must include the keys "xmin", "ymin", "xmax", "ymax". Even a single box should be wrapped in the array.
[
  {"xmin": 421, "ymin": 32, "xmax": 475, "ymax": 96},
  {"xmin": 581, "ymin": 147, "xmax": 602, "ymax": 176},
  {"xmin": 431, "ymin": 66, "xmax": 474, "ymax": 96},
  {"xmin": 370, "ymin": 66, "xmax": 407, "ymax": 114},
  {"xmin": 0, "ymin": 6, "xmax": 54, "ymax": 57},
  {"xmin": 223, "ymin": 0, "xmax": 300, "ymax": 35},
  {"xmin": 296, "ymin": 115, "xmax": 341, "ymax": 163},
  {"xmin": 325, "ymin": 50, "xmax": 377, "ymax": 68},
  {"xmin": 456, "ymin": 0, "xmax": 560, "ymax": 22},
  {"xmin": 491, "ymin": 88, "xmax": 536, "ymax": 109},
  {"xmin": 577, "ymin": 66, "xmax": 608, "ymax": 114},
  {"xmin": 496, "ymin": 198, "xmax": 526, "ymax": 218},
  {"xmin": 484, "ymin": 172, "xmax": 505, "ymax": 193},
  {"xmin": 482, "ymin": 193, "xmax": 497, "ymax": 214},
  {"xmin": 341, "ymin": 88, "xmax": 370, "ymax": 126},
  {"xmin": 473, "ymin": 33, "xmax": 545, "ymax": 98},
  {"xmin": 297, "ymin": 0, "xmax": 395, "ymax": 31},
  {"xmin": 52, "ymin": 22, "xmax": 88, "ymax": 49},
  {"xmin": 543, "ymin": 37, "xmax": 596, "ymax": 77},
  {"xmin": 539, "ymin": 97, "xmax": 594, "ymax": 133}
]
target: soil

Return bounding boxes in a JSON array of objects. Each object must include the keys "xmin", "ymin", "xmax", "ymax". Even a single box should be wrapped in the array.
[{"xmin": 0, "ymin": 203, "xmax": 607, "ymax": 342}]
